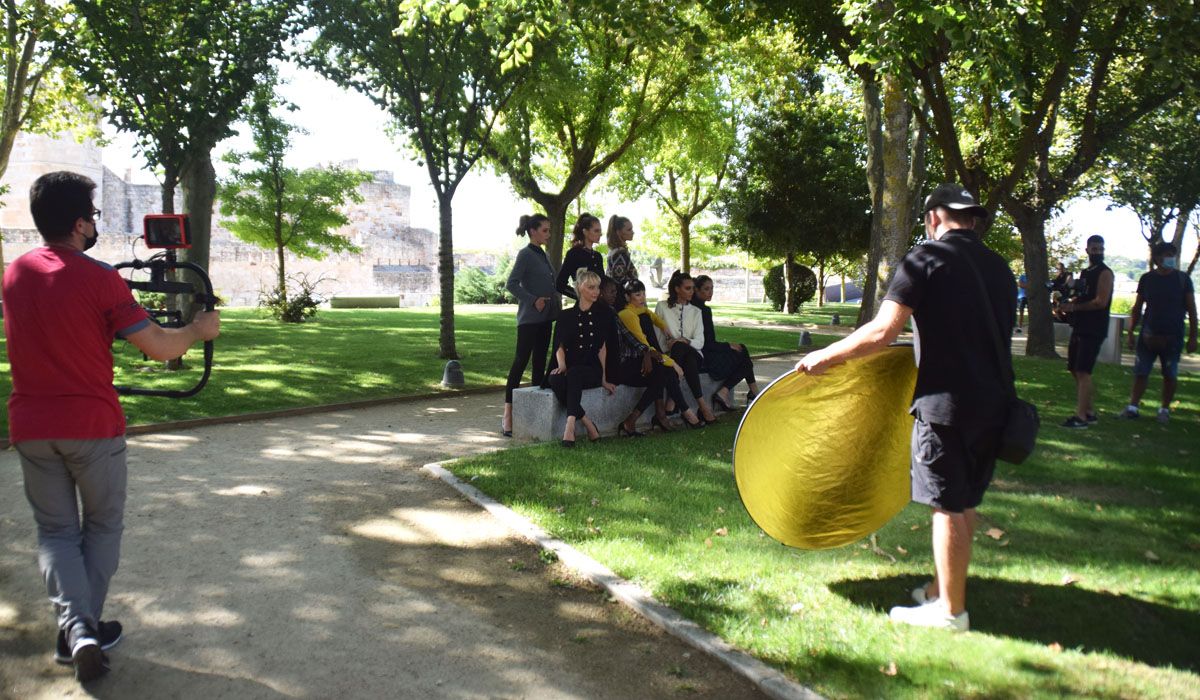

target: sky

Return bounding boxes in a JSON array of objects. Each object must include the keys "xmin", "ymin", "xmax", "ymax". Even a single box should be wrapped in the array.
[{"xmin": 100, "ymin": 63, "xmax": 1184, "ymax": 262}]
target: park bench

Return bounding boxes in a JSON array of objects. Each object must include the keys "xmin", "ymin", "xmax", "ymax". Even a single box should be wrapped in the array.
[{"xmin": 512, "ymin": 373, "xmax": 727, "ymax": 441}]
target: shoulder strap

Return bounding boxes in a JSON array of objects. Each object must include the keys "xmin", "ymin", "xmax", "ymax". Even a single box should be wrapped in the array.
[{"xmin": 928, "ymin": 240, "xmax": 1016, "ymax": 396}]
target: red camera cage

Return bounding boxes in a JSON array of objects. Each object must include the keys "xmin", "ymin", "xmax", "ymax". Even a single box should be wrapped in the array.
[{"xmin": 142, "ymin": 214, "xmax": 190, "ymax": 249}]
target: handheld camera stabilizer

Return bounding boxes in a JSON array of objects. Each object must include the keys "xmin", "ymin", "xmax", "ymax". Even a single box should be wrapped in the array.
[{"xmin": 113, "ymin": 215, "xmax": 218, "ymax": 398}]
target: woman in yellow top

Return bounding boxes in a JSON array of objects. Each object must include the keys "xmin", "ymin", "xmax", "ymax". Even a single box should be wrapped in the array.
[{"xmin": 617, "ymin": 280, "xmax": 706, "ymax": 429}]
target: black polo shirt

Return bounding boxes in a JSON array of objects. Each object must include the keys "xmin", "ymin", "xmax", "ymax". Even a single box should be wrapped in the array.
[{"xmin": 883, "ymin": 229, "xmax": 1018, "ymax": 427}]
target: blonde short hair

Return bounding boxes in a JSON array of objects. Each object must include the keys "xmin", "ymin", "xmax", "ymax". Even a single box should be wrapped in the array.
[{"xmin": 575, "ymin": 269, "xmax": 601, "ymax": 291}]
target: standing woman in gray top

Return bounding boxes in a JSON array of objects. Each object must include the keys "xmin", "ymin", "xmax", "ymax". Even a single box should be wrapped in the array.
[{"xmin": 503, "ymin": 214, "xmax": 560, "ymax": 436}]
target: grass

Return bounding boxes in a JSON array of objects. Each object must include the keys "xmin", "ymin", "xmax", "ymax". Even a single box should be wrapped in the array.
[
  {"xmin": 710, "ymin": 301, "xmax": 863, "ymax": 328},
  {"xmin": 0, "ymin": 304, "xmax": 833, "ymax": 437},
  {"xmin": 445, "ymin": 354, "xmax": 1200, "ymax": 699}
]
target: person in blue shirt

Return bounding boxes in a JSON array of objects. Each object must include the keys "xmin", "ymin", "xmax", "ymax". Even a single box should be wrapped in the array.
[{"xmin": 1016, "ymin": 271, "xmax": 1028, "ymax": 332}]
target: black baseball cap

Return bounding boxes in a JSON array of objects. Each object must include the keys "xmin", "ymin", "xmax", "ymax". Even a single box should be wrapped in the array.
[{"xmin": 923, "ymin": 183, "xmax": 988, "ymax": 219}]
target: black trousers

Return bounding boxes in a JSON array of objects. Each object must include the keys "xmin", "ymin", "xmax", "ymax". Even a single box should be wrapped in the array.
[
  {"xmin": 505, "ymin": 321, "xmax": 553, "ymax": 403},
  {"xmin": 724, "ymin": 346, "xmax": 756, "ymax": 389},
  {"xmin": 613, "ymin": 357, "xmax": 686, "ymax": 413},
  {"xmin": 669, "ymin": 343, "xmax": 704, "ymax": 399},
  {"xmin": 549, "ymin": 365, "xmax": 603, "ymax": 419}
]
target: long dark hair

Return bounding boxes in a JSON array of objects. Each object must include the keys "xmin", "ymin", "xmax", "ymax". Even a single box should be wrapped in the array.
[
  {"xmin": 666, "ymin": 270, "xmax": 692, "ymax": 308},
  {"xmin": 606, "ymin": 214, "xmax": 630, "ymax": 249},
  {"xmin": 516, "ymin": 213, "xmax": 549, "ymax": 237},
  {"xmin": 570, "ymin": 213, "xmax": 600, "ymax": 248},
  {"xmin": 692, "ymin": 275, "xmax": 712, "ymax": 306}
]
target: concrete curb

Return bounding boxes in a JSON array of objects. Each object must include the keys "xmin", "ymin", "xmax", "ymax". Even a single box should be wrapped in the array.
[{"xmin": 422, "ymin": 459, "xmax": 825, "ymax": 700}]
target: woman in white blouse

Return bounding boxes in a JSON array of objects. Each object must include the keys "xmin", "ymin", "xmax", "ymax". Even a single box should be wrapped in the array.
[{"xmin": 653, "ymin": 271, "xmax": 719, "ymax": 423}]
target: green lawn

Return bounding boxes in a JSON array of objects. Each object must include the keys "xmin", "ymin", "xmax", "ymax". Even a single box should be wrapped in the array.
[
  {"xmin": 710, "ymin": 301, "xmax": 863, "ymax": 328},
  {"xmin": 446, "ymin": 354, "xmax": 1200, "ymax": 699},
  {"xmin": 0, "ymin": 305, "xmax": 831, "ymax": 437}
]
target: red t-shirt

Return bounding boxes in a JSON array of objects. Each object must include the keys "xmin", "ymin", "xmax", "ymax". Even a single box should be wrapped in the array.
[{"xmin": 3, "ymin": 245, "xmax": 150, "ymax": 442}]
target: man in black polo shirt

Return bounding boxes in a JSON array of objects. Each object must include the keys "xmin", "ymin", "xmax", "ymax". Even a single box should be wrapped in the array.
[
  {"xmin": 798, "ymin": 183, "xmax": 1015, "ymax": 632},
  {"xmin": 1055, "ymin": 235, "xmax": 1113, "ymax": 428},
  {"xmin": 1118, "ymin": 242, "xmax": 1198, "ymax": 424}
]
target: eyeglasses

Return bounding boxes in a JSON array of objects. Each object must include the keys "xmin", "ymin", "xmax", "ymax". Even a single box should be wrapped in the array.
[{"xmin": 88, "ymin": 208, "xmax": 101, "ymax": 221}]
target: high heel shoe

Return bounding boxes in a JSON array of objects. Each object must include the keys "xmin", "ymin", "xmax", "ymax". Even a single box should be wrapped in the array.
[
  {"xmin": 561, "ymin": 439, "xmax": 576, "ymax": 448},
  {"xmin": 685, "ymin": 417, "xmax": 707, "ymax": 429},
  {"xmin": 618, "ymin": 422, "xmax": 646, "ymax": 438},
  {"xmin": 711, "ymin": 391, "xmax": 732, "ymax": 412},
  {"xmin": 650, "ymin": 416, "xmax": 673, "ymax": 433}
]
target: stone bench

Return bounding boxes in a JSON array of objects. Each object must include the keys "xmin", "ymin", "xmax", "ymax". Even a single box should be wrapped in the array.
[{"xmin": 512, "ymin": 373, "xmax": 727, "ymax": 441}]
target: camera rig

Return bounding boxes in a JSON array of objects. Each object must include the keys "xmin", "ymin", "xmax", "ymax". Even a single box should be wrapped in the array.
[{"xmin": 113, "ymin": 214, "xmax": 218, "ymax": 398}]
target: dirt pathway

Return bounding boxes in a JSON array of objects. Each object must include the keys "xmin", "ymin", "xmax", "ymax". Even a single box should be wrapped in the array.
[{"xmin": 0, "ymin": 377, "xmax": 790, "ymax": 699}]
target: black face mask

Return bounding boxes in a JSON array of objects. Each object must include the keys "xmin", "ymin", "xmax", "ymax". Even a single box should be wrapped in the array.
[
  {"xmin": 1088, "ymin": 253, "xmax": 1104, "ymax": 265},
  {"xmin": 83, "ymin": 226, "xmax": 99, "ymax": 251}
]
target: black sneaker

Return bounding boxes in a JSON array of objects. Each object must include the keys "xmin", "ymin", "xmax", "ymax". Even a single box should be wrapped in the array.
[
  {"xmin": 1060, "ymin": 416, "xmax": 1089, "ymax": 429},
  {"xmin": 56, "ymin": 620, "xmax": 122, "ymax": 665},
  {"xmin": 64, "ymin": 620, "xmax": 107, "ymax": 682},
  {"xmin": 1085, "ymin": 413, "xmax": 1098, "ymax": 424}
]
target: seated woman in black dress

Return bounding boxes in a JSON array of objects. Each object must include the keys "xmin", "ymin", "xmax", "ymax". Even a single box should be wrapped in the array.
[
  {"xmin": 616, "ymin": 279, "xmax": 706, "ymax": 430},
  {"xmin": 692, "ymin": 275, "xmax": 760, "ymax": 410},
  {"xmin": 550, "ymin": 269, "xmax": 616, "ymax": 446},
  {"xmin": 601, "ymin": 278, "xmax": 697, "ymax": 435}
]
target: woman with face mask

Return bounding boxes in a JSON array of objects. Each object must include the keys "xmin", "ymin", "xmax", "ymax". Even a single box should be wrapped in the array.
[
  {"xmin": 502, "ymin": 214, "xmax": 559, "ymax": 437},
  {"xmin": 692, "ymin": 275, "xmax": 760, "ymax": 410},
  {"xmin": 653, "ymin": 271, "xmax": 719, "ymax": 423},
  {"xmin": 556, "ymin": 213, "xmax": 605, "ymax": 301},
  {"xmin": 549, "ymin": 269, "xmax": 616, "ymax": 446}
]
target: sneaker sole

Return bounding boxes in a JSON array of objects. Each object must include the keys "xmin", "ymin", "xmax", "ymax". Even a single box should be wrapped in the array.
[
  {"xmin": 56, "ymin": 631, "xmax": 121, "ymax": 665},
  {"xmin": 72, "ymin": 643, "xmax": 106, "ymax": 682}
]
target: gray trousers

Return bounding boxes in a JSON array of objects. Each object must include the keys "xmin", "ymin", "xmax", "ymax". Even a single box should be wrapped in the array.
[{"xmin": 16, "ymin": 436, "xmax": 127, "ymax": 632}]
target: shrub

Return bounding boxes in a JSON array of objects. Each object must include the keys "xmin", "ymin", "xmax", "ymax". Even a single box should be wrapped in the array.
[
  {"xmin": 260, "ymin": 274, "xmax": 325, "ymax": 323},
  {"xmin": 454, "ymin": 255, "xmax": 515, "ymax": 304},
  {"xmin": 763, "ymin": 262, "xmax": 817, "ymax": 312}
]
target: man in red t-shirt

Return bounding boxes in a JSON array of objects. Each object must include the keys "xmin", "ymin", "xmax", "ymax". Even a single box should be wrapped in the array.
[{"xmin": 3, "ymin": 171, "xmax": 219, "ymax": 682}]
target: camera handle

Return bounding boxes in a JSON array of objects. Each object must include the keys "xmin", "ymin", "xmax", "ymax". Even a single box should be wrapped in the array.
[{"xmin": 113, "ymin": 250, "xmax": 218, "ymax": 398}]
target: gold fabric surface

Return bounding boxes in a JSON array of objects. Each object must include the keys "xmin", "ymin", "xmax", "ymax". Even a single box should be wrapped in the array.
[{"xmin": 733, "ymin": 345, "xmax": 918, "ymax": 550}]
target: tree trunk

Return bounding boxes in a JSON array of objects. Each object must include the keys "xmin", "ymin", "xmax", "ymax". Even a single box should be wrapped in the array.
[
  {"xmin": 1170, "ymin": 204, "xmax": 1192, "ymax": 253},
  {"xmin": 179, "ymin": 151, "xmax": 216, "ymax": 324},
  {"xmin": 784, "ymin": 251, "xmax": 796, "ymax": 314},
  {"xmin": 817, "ymin": 258, "xmax": 826, "ymax": 307},
  {"xmin": 679, "ymin": 215, "xmax": 692, "ymax": 274},
  {"xmin": 879, "ymin": 75, "xmax": 917, "ymax": 301},
  {"xmin": 437, "ymin": 195, "xmax": 458, "ymax": 359},
  {"xmin": 1007, "ymin": 203, "xmax": 1057, "ymax": 357},
  {"xmin": 858, "ymin": 76, "xmax": 885, "ymax": 326},
  {"xmin": 544, "ymin": 198, "xmax": 570, "ymax": 271},
  {"xmin": 275, "ymin": 242, "xmax": 287, "ymax": 302}
]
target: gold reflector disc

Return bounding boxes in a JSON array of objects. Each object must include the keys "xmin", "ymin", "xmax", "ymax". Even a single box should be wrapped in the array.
[{"xmin": 733, "ymin": 345, "xmax": 917, "ymax": 549}]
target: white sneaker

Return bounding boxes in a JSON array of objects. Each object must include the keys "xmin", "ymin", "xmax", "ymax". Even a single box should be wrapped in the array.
[
  {"xmin": 911, "ymin": 582, "xmax": 939, "ymax": 605},
  {"xmin": 889, "ymin": 603, "xmax": 969, "ymax": 632}
]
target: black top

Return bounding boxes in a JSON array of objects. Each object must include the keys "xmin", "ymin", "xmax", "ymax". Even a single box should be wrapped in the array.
[
  {"xmin": 556, "ymin": 247, "xmax": 605, "ymax": 300},
  {"xmin": 884, "ymin": 229, "xmax": 1017, "ymax": 427},
  {"xmin": 553, "ymin": 303, "xmax": 613, "ymax": 368},
  {"xmin": 1073, "ymin": 262, "xmax": 1113, "ymax": 337},
  {"xmin": 692, "ymin": 298, "xmax": 718, "ymax": 345},
  {"xmin": 1138, "ymin": 269, "xmax": 1194, "ymax": 337}
]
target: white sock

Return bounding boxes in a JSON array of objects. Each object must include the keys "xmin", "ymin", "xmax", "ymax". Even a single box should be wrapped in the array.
[{"xmin": 1127, "ymin": 404, "xmax": 1139, "ymax": 413}]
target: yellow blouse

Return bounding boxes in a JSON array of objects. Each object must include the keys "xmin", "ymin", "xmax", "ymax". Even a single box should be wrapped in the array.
[{"xmin": 617, "ymin": 306, "xmax": 675, "ymax": 367}]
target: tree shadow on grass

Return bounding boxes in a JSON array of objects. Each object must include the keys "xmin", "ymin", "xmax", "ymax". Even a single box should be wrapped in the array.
[{"xmin": 828, "ymin": 575, "xmax": 1200, "ymax": 671}]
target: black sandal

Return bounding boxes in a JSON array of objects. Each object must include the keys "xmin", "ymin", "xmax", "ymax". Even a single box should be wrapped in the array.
[
  {"xmin": 711, "ymin": 391, "xmax": 732, "ymax": 412},
  {"xmin": 617, "ymin": 423, "xmax": 645, "ymax": 438},
  {"xmin": 651, "ymin": 416, "xmax": 673, "ymax": 433}
]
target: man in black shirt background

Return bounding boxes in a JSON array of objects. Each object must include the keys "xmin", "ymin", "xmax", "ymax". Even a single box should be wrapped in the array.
[
  {"xmin": 798, "ymin": 184, "xmax": 1015, "ymax": 632},
  {"xmin": 1119, "ymin": 241, "xmax": 1198, "ymax": 424},
  {"xmin": 1055, "ymin": 235, "xmax": 1113, "ymax": 428}
]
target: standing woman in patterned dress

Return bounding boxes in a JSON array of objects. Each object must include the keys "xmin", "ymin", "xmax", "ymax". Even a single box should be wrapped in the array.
[
  {"xmin": 606, "ymin": 215, "xmax": 638, "ymax": 287},
  {"xmin": 502, "ymin": 214, "xmax": 559, "ymax": 437}
]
